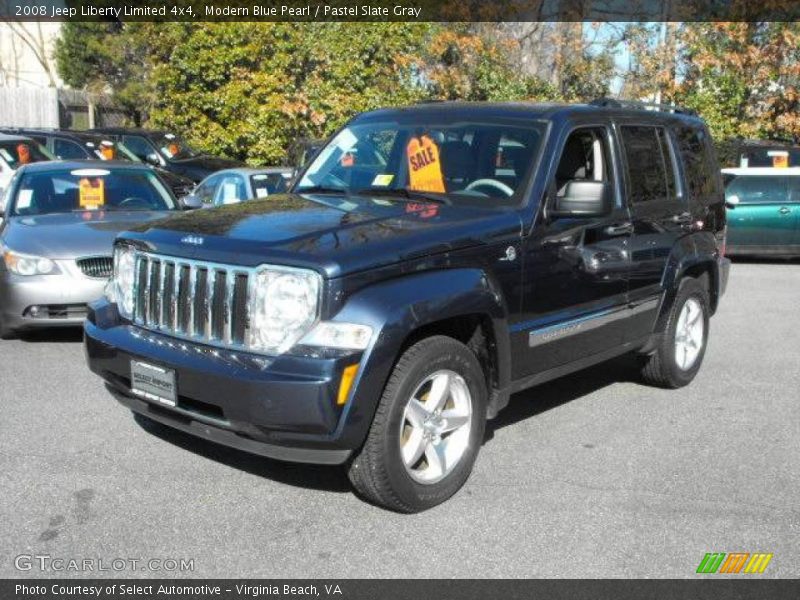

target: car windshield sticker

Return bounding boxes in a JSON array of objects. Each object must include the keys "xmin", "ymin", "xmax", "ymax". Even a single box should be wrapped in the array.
[
  {"xmin": 255, "ymin": 187, "xmax": 269, "ymax": 198},
  {"xmin": 372, "ymin": 174, "xmax": 394, "ymax": 187},
  {"xmin": 16, "ymin": 144, "xmax": 31, "ymax": 164},
  {"xmin": 71, "ymin": 168, "xmax": 111, "ymax": 178},
  {"xmin": 406, "ymin": 135, "xmax": 445, "ymax": 193},
  {"xmin": 79, "ymin": 177, "xmax": 105, "ymax": 209},
  {"xmin": 768, "ymin": 150, "xmax": 789, "ymax": 168},
  {"xmin": 16, "ymin": 189, "xmax": 33, "ymax": 209}
]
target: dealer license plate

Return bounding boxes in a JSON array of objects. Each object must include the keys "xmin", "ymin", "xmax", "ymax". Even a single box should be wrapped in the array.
[{"xmin": 130, "ymin": 360, "xmax": 177, "ymax": 407}]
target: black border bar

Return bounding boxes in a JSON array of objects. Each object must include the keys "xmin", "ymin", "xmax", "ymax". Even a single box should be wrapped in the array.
[
  {"xmin": 2, "ymin": 0, "xmax": 800, "ymax": 22},
  {"xmin": 3, "ymin": 579, "xmax": 800, "ymax": 600}
]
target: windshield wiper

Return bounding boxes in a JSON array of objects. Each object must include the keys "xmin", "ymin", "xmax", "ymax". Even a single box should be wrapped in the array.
[
  {"xmin": 354, "ymin": 187, "xmax": 450, "ymax": 205},
  {"xmin": 295, "ymin": 185, "xmax": 347, "ymax": 195}
]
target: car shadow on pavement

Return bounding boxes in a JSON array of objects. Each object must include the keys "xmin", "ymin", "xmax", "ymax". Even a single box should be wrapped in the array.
[
  {"xmin": 132, "ymin": 413, "xmax": 352, "ymax": 493},
  {"xmin": 13, "ymin": 328, "xmax": 84, "ymax": 343},
  {"xmin": 484, "ymin": 354, "xmax": 641, "ymax": 442}
]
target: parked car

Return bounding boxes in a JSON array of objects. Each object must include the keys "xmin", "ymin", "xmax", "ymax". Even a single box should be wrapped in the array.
[
  {"xmin": 87, "ymin": 101, "xmax": 729, "ymax": 512},
  {"xmin": 0, "ymin": 161, "xmax": 184, "ymax": 338},
  {"xmin": 186, "ymin": 167, "xmax": 294, "ymax": 207},
  {"xmin": 0, "ymin": 128, "xmax": 195, "ymax": 199},
  {"xmin": 717, "ymin": 138, "xmax": 800, "ymax": 169},
  {"xmin": 90, "ymin": 128, "xmax": 245, "ymax": 183},
  {"xmin": 723, "ymin": 167, "xmax": 800, "ymax": 257},
  {"xmin": 0, "ymin": 133, "xmax": 54, "ymax": 196}
]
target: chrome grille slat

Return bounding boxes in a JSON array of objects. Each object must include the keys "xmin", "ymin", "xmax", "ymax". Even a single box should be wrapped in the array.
[
  {"xmin": 187, "ymin": 264, "xmax": 197, "ymax": 337},
  {"xmin": 223, "ymin": 271, "xmax": 234, "ymax": 345},
  {"xmin": 130, "ymin": 251, "xmax": 310, "ymax": 354}
]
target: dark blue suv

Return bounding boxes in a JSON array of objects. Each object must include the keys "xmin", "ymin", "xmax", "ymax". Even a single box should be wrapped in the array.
[{"xmin": 85, "ymin": 101, "xmax": 730, "ymax": 512}]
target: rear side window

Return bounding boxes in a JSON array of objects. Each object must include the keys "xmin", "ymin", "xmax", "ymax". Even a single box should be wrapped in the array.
[
  {"xmin": 676, "ymin": 126, "xmax": 717, "ymax": 199},
  {"xmin": 620, "ymin": 126, "xmax": 676, "ymax": 205},
  {"xmin": 724, "ymin": 176, "xmax": 794, "ymax": 204},
  {"xmin": 53, "ymin": 138, "xmax": 87, "ymax": 159}
]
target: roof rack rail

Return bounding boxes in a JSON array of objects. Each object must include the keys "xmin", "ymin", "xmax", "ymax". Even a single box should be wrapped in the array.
[{"xmin": 589, "ymin": 97, "xmax": 697, "ymax": 117}]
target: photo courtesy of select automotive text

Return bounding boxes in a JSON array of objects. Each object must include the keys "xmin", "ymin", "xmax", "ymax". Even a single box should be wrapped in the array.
[{"xmin": 0, "ymin": 0, "xmax": 799, "ymax": 597}]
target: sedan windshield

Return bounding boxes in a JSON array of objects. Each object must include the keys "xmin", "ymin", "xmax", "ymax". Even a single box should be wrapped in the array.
[
  {"xmin": 153, "ymin": 133, "xmax": 200, "ymax": 160},
  {"xmin": 0, "ymin": 140, "xmax": 52, "ymax": 168},
  {"xmin": 295, "ymin": 118, "xmax": 545, "ymax": 207},
  {"xmin": 11, "ymin": 168, "xmax": 177, "ymax": 216}
]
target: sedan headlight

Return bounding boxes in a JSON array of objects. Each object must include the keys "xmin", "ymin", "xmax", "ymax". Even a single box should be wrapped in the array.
[
  {"xmin": 107, "ymin": 244, "xmax": 136, "ymax": 318},
  {"xmin": 2, "ymin": 249, "xmax": 58, "ymax": 276},
  {"xmin": 248, "ymin": 266, "xmax": 322, "ymax": 354}
]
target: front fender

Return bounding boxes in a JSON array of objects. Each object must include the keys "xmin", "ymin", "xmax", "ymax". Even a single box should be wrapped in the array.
[{"xmin": 330, "ymin": 268, "xmax": 510, "ymax": 448}]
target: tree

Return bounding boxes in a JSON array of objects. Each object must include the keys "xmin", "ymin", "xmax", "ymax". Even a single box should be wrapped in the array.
[
  {"xmin": 55, "ymin": 22, "xmax": 185, "ymax": 124},
  {"xmin": 675, "ymin": 23, "xmax": 800, "ymax": 141}
]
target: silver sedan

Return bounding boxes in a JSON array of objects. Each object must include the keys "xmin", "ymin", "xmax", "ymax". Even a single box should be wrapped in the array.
[
  {"xmin": 0, "ymin": 161, "xmax": 182, "ymax": 338},
  {"xmin": 183, "ymin": 167, "xmax": 294, "ymax": 207}
]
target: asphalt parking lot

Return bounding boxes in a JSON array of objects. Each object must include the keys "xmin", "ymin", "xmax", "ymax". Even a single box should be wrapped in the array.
[{"xmin": 1, "ymin": 261, "xmax": 798, "ymax": 578}]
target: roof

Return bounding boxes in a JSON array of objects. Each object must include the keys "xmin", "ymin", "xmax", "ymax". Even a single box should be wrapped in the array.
[
  {"xmin": 356, "ymin": 100, "xmax": 706, "ymax": 126},
  {"xmin": 89, "ymin": 127, "xmax": 169, "ymax": 137},
  {"xmin": 217, "ymin": 167, "xmax": 294, "ymax": 176},
  {"xmin": 0, "ymin": 132, "xmax": 34, "ymax": 143},
  {"xmin": 722, "ymin": 167, "xmax": 800, "ymax": 176},
  {"xmin": 1, "ymin": 128, "xmax": 114, "ymax": 144},
  {"xmin": 17, "ymin": 159, "xmax": 154, "ymax": 173}
]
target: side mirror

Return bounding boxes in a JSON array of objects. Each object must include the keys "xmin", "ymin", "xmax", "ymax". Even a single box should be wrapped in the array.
[
  {"xmin": 144, "ymin": 152, "xmax": 161, "ymax": 167},
  {"xmin": 725, "ymin": 194, "xmax": 740, "ymax": 209},
  {"xmin": 179, "ymin": 193, "xmax": 203, "ymax": 210},
  {"xmin": 549, "ymin": 180, "xmax": 611, "ymax": 218}
]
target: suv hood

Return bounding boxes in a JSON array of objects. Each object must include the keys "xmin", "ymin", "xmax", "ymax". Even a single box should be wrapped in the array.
[
  {"xmin": 2, "ymin": 211, "xmax": 174, "ymax": 259},
  {"xmin": 123, "ymin": 193, "xmax": 522, "ymax": 278}
]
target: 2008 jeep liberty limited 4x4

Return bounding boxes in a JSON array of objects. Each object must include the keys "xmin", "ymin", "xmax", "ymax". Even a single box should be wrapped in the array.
[{"xmin": 86, "ymin": 100, "xmax": 730, "ymax": 512}]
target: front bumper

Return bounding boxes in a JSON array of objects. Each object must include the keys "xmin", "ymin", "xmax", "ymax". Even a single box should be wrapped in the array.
[
  {"xmin": 0, "ymin": 268, "xmax": 106, "ymax": 331},
  {"xmin": 84, "ymin": 301, "xmax": 363, "ymax": 465}
]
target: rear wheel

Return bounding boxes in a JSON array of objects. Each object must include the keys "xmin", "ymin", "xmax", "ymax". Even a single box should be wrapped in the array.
[
  {"xmin": 640, "ymin": 277, "xmax": 710, "ymax": 388},
  {"xmin": 0, "ymin": 316, "xmax": 16, "ymax": 340},
  {"xmin": 348, "ymin": 336, "xmax": 487, "ymax": 513}
]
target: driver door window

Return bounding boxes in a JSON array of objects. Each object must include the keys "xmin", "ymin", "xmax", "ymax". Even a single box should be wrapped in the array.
[
  {"xmin": 554, "ymin": 128, "xmax": 610, "ymax": 196},
  {"xmin": 122, "ymin": 136, "xmax": 155, "ymax": 162}
]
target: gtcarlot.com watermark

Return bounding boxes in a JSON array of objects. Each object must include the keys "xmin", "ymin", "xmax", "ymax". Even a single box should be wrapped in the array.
[{"xmin": 14, "ymin": 554, "xmax": 195, "ymax": 573}]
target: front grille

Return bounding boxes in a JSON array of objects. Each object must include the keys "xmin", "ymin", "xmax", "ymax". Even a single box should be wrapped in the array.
[
  {"xmin": 77, "ymin": 256, "xmax": 113, "ymax": 279},
  {"xmin": 133, "ymin": 252, "xmax": 251, "ymax": 348}
]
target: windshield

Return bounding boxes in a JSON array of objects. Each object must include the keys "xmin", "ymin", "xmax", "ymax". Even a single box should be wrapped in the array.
[
  {"xmin": 251, "ymin": 172, "xmax": 291, "ymax": 197},
  {"xmin": 86, "ymin": 139, "xmax": 139, "ymax": 162},
  {"xmin": 295, "ymin": 118, "xmax": 545, "ymax": 207},
  {"xmin": 154, "ymin": 133, "xmax": 200, "ymax": 160},
  {"xmin": 0, "ymin": 140, "xmax": 53, "ymax": 168},
  {"xmin": 10, "ymin": 168, "xmax": 177, "ymax": 216}
]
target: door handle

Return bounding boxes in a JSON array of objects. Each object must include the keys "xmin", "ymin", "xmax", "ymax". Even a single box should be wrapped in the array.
[
  {"xmin": 671, "ymin": 211, "xmax": 692, "ymax": 224},
  {"xmin": 779, "ymin": 206, "xmax": 791, "ymax": 215},
  {"xmin": 603, "ymin": 222, "xmax": 633, "ymax": 236}
]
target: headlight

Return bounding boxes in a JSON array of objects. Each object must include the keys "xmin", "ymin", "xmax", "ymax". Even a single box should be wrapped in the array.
[
  {"xmin": 248, "ymin": 266, "xmax": 322, "ymax": 354},
  {"xmin": 2, "ymin": 249, "xmax": 58, "ymax": 276},
  {"xmin": 300, "ymin": 322, "xmax": 373, "ymax": 350},
  {"xmin": 109, "ymin": 244, "xmax": 136, "ymax": 318}
]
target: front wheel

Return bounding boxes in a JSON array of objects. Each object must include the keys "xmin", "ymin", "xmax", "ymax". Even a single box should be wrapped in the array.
[
  {"xmin": 348, "ymin": 336, "xmax": 487, "ymax": 512},
  {"xmin": 640, "ymin": 277, "xmax": 710, "ymax": 388}
]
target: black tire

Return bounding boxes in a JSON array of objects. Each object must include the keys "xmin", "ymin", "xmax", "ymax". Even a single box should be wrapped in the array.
[
  {"xmin": 348, "ymin": 335, "xmax": 487, "ymax": 513},
  {"xmin": 640, "ymin": 277, "xmax": 710, "ymax": 388},
  {"xmin": 0, "ymin": 316, "xmax": 16, "ymax": 340}
]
